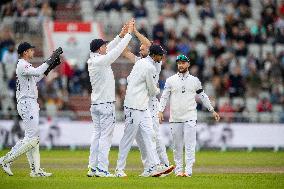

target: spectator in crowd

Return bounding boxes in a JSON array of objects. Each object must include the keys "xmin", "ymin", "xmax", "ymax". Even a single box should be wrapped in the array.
[
  {"xmin": 121, "ymin": 0, "xmax": 135, "ymax": 11},
  {"xmin": 219, "ymin": 100, "xmax": 234, "ymax": 123},
  {"xmin": 1, "ymin": 42, "xmax": 17, "ymax": 80},
  {"xmin": 257, "ymin": 97, "xmax": 272, "ymax": 112},
  {"xmin": 38, "ymin": 1, "xmax": 53, "ymax": 22},
  {"xmin": 0, "ymin": 27, "xmax": 15, "ymax": 61},
  {"xmin": 0, "ymin": 2, "xmax": 14, "ymax": 18},
  {"xmin": 199, "ymin": 0, "xmax": 214, "ymax": 20},
  {"xmin": 152, "ymin": 17, "xmax": 166, "ymax": 44},
  {"xmin": 209, "ymin": 37, "xmax": 225, "ymax": 58},
  {"xmin": 195, "ymin": 27, "xmax": 207, "ymax": 43},
  {"xmin": 134, "ymin": 2, "xmax": 147, "ymax": 18},
  {"xmin": 106, "ymin": 0, "xmax": 121, "ymax": 11},
  {"xmin": 228, "ymin": 66, "xmax": 245, "ymax": 97},
  {"xmin": 246, "ymin": 63, "xmax": 261, "ymax": 97},
  {"xmin": 175, "ymin": 3, "xmax": 189, "ymax": 19},
  {"xmin": 23, "ymin": 0, "xmax": 39, "ymax": 17}
]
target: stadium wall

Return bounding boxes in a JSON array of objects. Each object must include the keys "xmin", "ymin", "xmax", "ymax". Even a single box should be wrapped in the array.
[{"xmin": 0, "ymin": 120, "xmax": 284, "ymax": 150}]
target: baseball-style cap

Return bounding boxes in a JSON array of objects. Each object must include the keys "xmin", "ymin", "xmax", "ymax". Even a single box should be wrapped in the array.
[
  {"xmin": 176, "ymin": 54, "xmax": 189, "ymax": 62},
  {"xmin": 149, "ymin": 44, "xmax": 166, "ymax": 56},
  {"xmin": 17, "ymin": 42, "xmax": 35, "ymax": 54},
  {"xmin": 90, "ymin": 39, "xmax": 108, "ymax": 52}
]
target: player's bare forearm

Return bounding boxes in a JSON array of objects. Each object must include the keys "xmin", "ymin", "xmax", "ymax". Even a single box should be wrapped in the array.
[
  {"xmin": 122, "ymin": 48, "xmax": 136, "ymax": 63},
  {"xmin": 134, "ymin": 27, "xmax": 151, "ymax": 47}
]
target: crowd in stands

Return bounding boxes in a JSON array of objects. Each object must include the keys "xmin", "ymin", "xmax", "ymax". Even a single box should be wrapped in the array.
[
  {"xmin": 0, "ymin": 0, "xmax": 283, "ymax": 122},
  {"xmin": 0, "ymin": 0, "xmax": 55, "ymax": 36}
]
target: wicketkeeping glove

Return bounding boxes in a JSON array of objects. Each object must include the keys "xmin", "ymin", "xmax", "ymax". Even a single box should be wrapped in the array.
[
  {"xmin": 44, "ymin": 47, "xmax": 63, "ymax": 76},
  {"xmin": 45, "ymin": 47, "xmax": 63, "ymax": 65},
  {"xmin": 44, "ymin": 56, "xmax": 62, "ymax": 76}
]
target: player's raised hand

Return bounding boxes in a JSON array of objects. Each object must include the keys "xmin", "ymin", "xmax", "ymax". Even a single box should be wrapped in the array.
[
  {"xmin": 158, "ymin": 111, "xmax": 164, "ymax": 124},
  {"xmin": 212, "ymin": 111, "xmax": 220, "ymax": 122},
  {"xmin": 128, "ymin": 18, "xmax": 135, "ymax": 33},
  {"xmin": 119, "ymin": 24, "xmax": 128, "ymax": 38},
  {"xmin": 133, "ymin": 20, "xmax": 138, "ymax": 34}
]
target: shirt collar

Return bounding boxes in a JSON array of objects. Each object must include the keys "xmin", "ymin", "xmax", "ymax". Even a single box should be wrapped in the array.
[
  {"xmin": 90, "ymin": 52, "xmax": 101, "ymax": 57},
  {"xmin": 146, "ymin": 55, "xmax": 155, "ymax": 64},
  {"xmin": 178, "ymin": 71, "xmax": 189, "ymax": 78}
]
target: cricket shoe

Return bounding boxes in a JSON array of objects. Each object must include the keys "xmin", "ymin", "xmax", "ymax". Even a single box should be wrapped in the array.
[
  {"xmin": 115, "ymin": 169, "xmax": 127, "ymax": 177},
  {"xmin": 0, "ymin": 157, "xmax": 13, "ymax": 176},
  {"xmin": 159, "ymin": 164, "xmax": 175, "ymax": 177},
  {"xmin": 183, "ymin": 173, "xmax": 192, "ymax": 177},
  {"xmin": 176, "ymin": 172, "xmax": 184, "ymax": 177},
  {"xmin": 30, "ymin": 168, "xmax": 52, "ymax": 177},
  {"xmin": 87, "ymin": 167, "xmax": 97, "ymax": 177},
  {"xmin": 95, "ymin": 167, "xmax": 114, "ymax": 177},
  {"xmin": 151, "ymin": 164, "xmax": 175, "ymax": 177},
  {"xmin": 138, "ymin": 170, "xmax": 152, "ymax": 177}
]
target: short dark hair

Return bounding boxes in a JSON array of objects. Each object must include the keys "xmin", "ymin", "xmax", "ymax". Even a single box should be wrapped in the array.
[
  {"xmin": 149, "ymin": 44, "xmax": 166, "ymax": 56},
  {"xmin": 90, "ymin": 39, "xmax": 108, "ymax": 52},
  {"xmin": 17, "ymin": 42, "xmax": 35, "ymax": 54}
]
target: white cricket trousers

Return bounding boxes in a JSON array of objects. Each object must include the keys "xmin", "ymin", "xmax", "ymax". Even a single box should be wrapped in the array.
[
  {"xmin": 17, "ymin": 98, "xmax": 40, "ymax": 172},
  {"xmin": 88, "ymin": 102, "xmax": 115, "ymax": 171},
  {"xmin": 136, "ymin": 98, "xmax": 169, "ymax": 170},
  {"xmin": 116, "ymin": 107, "xmax": 159, "ymax": 171},
  {"xmin": 17, "ymin": 98, "xmax": 39, "ymax": 138},
  {"xmin": 171, "ymin": 120, "xmax": 197, "ymax": 174}
]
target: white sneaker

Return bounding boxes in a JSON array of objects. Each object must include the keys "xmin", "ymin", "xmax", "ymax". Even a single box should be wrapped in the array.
[
  {"xmin": 0, "ymin": 157, "xmax": 13, "ymax": 176},
  {"xmin": 138, "ymin": 170, "xmax": 151, "ymax": 177},
  {"xmin": 30, "ymin": 168, "xmax": 52, "ymax": 177},
  {"xmin": 94, "ymin": 167, "xmax": 114, "ymax": 177},
  {"xmin": 87, "ymin": 167, "xmax": 97, "ymax": 177},
  {"xmin": 176, "ymin": 172, "xmax": 184, "ymax": 177},
  {"xmin": 115, "ymin": 169, "xmax": 127, "ymax": 177}
]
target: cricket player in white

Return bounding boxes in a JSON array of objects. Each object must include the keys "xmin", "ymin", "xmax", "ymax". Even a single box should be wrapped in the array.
[
  {"xmin": 158, "ymin": 54, "xmax": 220, "ymax": 177},
  {"xmin": 122, "ymin": 25, "xmax": 171, "ymax": 177},
  {"xmin": 0, "ymin": 42, "xmax": 62, "ymax": 177},
  {"xmin": 86, "ymin": 20, "xmax": 134, "ymax": 177},
  {"xmin": 115, "ymin": 44, "xmax": 173, "ymax": 177}
]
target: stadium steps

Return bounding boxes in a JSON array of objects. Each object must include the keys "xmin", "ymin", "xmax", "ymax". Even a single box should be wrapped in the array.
[
  {"xmin": 55, "ymin": 3, "xmax": 82, "ymax": 21},
  {"xmin": 67, "ymin": 95, "xmax": 91, "ymax": 120}
]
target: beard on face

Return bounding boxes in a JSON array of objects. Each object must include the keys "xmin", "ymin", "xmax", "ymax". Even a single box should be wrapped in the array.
[{"xmin": 178, "ymin": 67, "xmax": 188, "ymax": 73}]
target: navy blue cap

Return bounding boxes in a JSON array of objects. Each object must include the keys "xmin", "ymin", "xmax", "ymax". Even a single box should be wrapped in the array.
[
  {"xmin": 90, "ymin": 39, "xmax": 108, "ymax": 52},
  {"xmin": 149, "ymin": 44, "xmax": 166, "ymax": 56},
  {"xmin": 17, "ymin": 42, "xmax": 35, "ymax": 54}
]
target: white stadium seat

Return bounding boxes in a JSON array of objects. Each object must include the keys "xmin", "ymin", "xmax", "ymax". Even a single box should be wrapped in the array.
[
  {"xmin": 245, "ymin": 97, "xmax": 258, "ymax": 113},
  {"xmin": 275, "ymin": 44, "xmax": 284, "ymax": 56},
  {"xmin": 262, "ymin": 44, "xmax": 274, "ymax": 59},
  {"xmin": 195, "ymin": 42, "xmax": 208, "ymax": 56},
  {"xmin": 248, "ymin": 44, "xmax": 261, "ymax": 58}
]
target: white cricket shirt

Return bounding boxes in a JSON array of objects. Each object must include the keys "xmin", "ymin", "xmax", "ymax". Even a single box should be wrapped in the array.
[
  {"xmin": 16, "ymin": 59, "xmax": 49, "ymax": 101},
  {"xmin": 159, "ymin": 71, "xmax": 203, "ymax": 122},
  {"xmin": 87, "ymin": 34, "xmax": 132, "ymax": 104},
  {"xmin": 124, "ymin": 56, "xmax": 160, "ymax": 110}
]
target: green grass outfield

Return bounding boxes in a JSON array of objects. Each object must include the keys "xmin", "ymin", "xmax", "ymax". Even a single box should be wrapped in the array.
[{"xmin": 0, "ymin": 149, "xmax": 284, "ymax": 189}]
